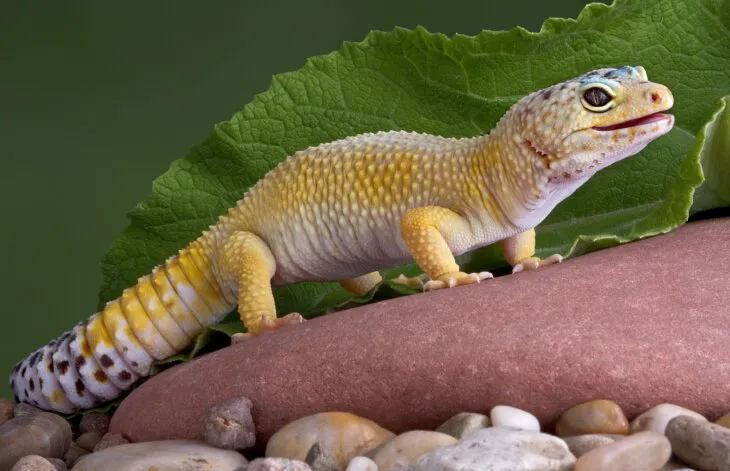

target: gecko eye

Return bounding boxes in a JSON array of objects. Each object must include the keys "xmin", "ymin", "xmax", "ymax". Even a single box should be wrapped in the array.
[{"xmin": 580, "ymin": 83, "xmax": 615, "ymax": 112}]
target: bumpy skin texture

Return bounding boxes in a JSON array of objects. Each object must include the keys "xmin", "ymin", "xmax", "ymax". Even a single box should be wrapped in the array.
[{"xmin": 9, "ymin": 66, "xmax": 675, "ymax": 412}]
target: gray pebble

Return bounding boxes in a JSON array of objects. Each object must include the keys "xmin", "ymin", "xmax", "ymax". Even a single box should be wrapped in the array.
[
  {"xmin": 203, "ymin": 396, "xmax": 256, "ymax": 450},
  {"xmin": 665, "ymin": 415, "xmax": 730, "ymax": 471}
]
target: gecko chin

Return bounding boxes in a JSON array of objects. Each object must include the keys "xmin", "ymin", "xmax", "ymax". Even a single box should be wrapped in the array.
[{"xmin": 548, "ymin": 111, "xmax": 675, "ymax": 186}]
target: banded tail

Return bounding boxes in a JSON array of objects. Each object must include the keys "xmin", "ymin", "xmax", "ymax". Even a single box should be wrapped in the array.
[{"xmin": 9, "ymin": 236, "xmax": 236, "ymax": 413}]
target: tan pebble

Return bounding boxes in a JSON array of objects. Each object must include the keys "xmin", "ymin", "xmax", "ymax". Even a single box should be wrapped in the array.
[
  {"xmin": 0, "ymin": 397, "xmax": 14, "ymax": 425},
  {"xmin": 630, "ymin": 403, "xmax": 706, "ymax": 435},
  {"xmin": 305, "ymin": 442, "xmax": 341, "ymax": 471},
  {"xmin": 556, "ymin": 400, "xmax": 629, "ymax": 437},
  {"xmin": 435, "ymin": 412, "xmax": 489, "ymax": 439},
  {"xmin": 71, "ymin": 440, "xmax": 248, "ymax": 470},
  {"xmin": 0, "ymin": 412, "xmax": 72, "ymax": 470},
  {"xmin": 715, "ymin": 411, "xmax": 730, "ymax": 429},
  {"xmin": 75, "ymin": 432, "xmax": 102, "ymax": 452},
  {"xmin": 370, "ymin": 430, "xmax": 457, "ymax": 470},
  {"xmin": 490, "ymin": 405, "xmax": 540, "ymax": 431},
  {"xmin": 13, "ymin": 403, "xmax": 41, "ymax": 417},
  {"xmin": 62, "ymin": 443, "xmax": 89, "ymax": 468},
  {"xmin": 563, "ymin": 434, "xmax": 622, "ymax": 457},
  {"xmin": 266, "ymin": 412, "xmax": 394, "ymax": 468},
  {"xmin": 249, "ymin": 457, "xmax": 312, "ymax": 471},
  {"xmin": 203, "ymin": 396, "xmax": 256, "ymax": 450},
  {"xmin": 10, "ymin": 455, "xmax": 57, "ymax": 471},
  {"xmin": 78, "ymin": 412, "xmax": 110, "ymax": 436},
  {"xmin": 93, "ymin": 432, "xmax": 129, "ymax": 451},
  {"xmin": 575, "ymin": 430, "xmax": 671, "ymax": 471},
  {"xmin": 665, "ymin": 415, "xmax": 730, "ymax": 470},
  {"xmin": 345, "ymin": 457, "xmax": 377, "ymax": 471}
]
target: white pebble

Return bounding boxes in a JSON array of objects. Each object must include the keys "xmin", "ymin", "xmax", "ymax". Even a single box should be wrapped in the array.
[
  {"xmin": 630, "ymin": 403, "xmax": 706, "ymax": 435},
  {"xmin": 346, "ymin": 456, "xmax": 378, "ymax": 471},
  {"xmin": 490, "ymin": 405, "xmax": 541, "ymax": 432}
]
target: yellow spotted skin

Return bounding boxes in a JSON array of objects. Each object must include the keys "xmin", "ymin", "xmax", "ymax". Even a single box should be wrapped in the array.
[{"xmin": 9, "ymin": 66, "xmax": 675, "ymax": 412}]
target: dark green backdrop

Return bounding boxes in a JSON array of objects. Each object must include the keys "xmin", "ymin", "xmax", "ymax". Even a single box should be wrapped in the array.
[{"xmin": 0, "ymin": 1, "xmax": 595, "ymax": 400}]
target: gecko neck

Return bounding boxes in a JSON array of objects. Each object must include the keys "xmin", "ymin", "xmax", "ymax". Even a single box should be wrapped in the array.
[{"xmin": 468, "ymin": 112, "xmax": 556, "ymax": 231}]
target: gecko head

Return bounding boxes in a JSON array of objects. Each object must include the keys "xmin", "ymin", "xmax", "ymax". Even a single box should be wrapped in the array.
[{"xmin": 516, "ymin": 66, "xmax": 674, "ymax": 194}]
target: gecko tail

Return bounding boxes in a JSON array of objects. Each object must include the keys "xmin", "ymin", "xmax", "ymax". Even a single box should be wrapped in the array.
[{"xmin": 9, "ymin": 237, "xmax": 236, "ymax": 413}]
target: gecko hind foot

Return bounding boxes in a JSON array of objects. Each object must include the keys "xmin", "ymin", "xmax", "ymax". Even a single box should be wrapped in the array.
[
  {"xmin": 423, "ymin": 271, "xmax": 493, "ymax": 291},
  {"xmin": 231, "ymin": 312, "xmax": 305, "ymax": 344},
  {"xmin": 512, "ymin": 254, "xmax": 563, "ymax": 273}
]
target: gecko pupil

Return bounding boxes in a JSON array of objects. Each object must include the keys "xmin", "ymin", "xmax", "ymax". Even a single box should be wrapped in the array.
[{"xmin": 583, "ymin": 87, "xmax": 611, "ymax": 108}]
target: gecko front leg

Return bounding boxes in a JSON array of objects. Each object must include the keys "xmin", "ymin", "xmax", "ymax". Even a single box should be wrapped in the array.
[
  {"xmin": 502, "ymin": 228, "xmax": 563, "ymax": 273},
  {"xmin": 398, "ymin": 206, "xmax": 492, "ymax": 291}
]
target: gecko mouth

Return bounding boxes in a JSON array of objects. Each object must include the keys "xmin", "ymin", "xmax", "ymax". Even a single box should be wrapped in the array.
[{"xmin": 592, "ymin": 112, "xmax": 673, "ymax": 131}]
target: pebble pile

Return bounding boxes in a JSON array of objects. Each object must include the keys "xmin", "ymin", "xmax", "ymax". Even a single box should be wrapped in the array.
[{"xmin": 1, "ymin": 395, "xmax": 729, "ymax": 471}]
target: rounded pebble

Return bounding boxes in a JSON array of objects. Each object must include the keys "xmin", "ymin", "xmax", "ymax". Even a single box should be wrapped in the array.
[
  {"xmin": 574, "ymin": 430, "xmax": 671, "ymax": 471},
  {"xmin": 563, "ymin": 434, "xmax": 622, "ymax": 458},
  {"xmin": 490, "ymin": 405, "xmax": 540, "ymax": 432},
  {"xmin": 10, "ymin": 455, "xmax": 57, "ymax": 471},
  {"xmin": 345, "ymin": 457, "xmax": 377, "ymax": 471},
  {"xmin": 248, "ymin": 457, "xmax": 312, "ymax": 471},
  {"xmin": 370, "ymin": 431, "xmax": 457, "ymax": 470},
  {"xmin": 266, "ymin": 412, "xmax": 394, "ymax": 468},
  {"xmin": 556, "ymin": 400, "xmax": 629, "ymax": 437},
  {"xmin": 435, "ymin": 412, "xmax": 489, "ymax": 439},
  {"xmin": 399, "ymin": 427, "xmax": 574, "ymax": 471},
  {"xmin": 305, "ymin": 442, "xmax": 342, "ymax": 471},
  {"xmin": 78, "ymin": 413, "xmax": 110, "ymax": 436},
  {"xmin": 0, "ymin": 412, "xmax": 72, "ymax": 470},
  {"xmin": 75, "ymin": 432, "xmax": 102, "ymax": 452},
  {"xmin": 93, "ymin": 432, "xmax": 129, "ymax": 452},
  {"xmin": 13, "ymin": 403, "xmax": 41, "ymax": 417},
  {"xmin": 203, "ymin": 396, "xmax": 256, "ymax": 450},
  {"xmin": 629, "ymin": 403, "xmax": 706, "ymax": 435},
  {"xmin": 0, "ymin": 397, "xmax": 14, "ymax": 425},
  {"xmin": 71, "ymin": 440, "xmax": 249, "ymax": 471},
  {"xmin": 665, "ymin": 414, "xmax": 730, "ymax": 471},
  {"xmin": 63, "ymin": 443, "xmax": 89, "ymax": 468}
]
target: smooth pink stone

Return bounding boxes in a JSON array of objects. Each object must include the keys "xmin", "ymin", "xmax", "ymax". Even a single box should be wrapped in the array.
[{"xmin": 110, "ymin": 218, "xmax": 730, "ymax": 447}]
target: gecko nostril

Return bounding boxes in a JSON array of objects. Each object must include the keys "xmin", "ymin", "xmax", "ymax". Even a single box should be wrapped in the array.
[{"xmin": 651, "ymin": 92, "xmax": 661, "ymax": 103}]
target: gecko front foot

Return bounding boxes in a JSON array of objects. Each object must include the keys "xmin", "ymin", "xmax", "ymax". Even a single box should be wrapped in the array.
[
  {"xmin": 391, "ymin": 273, "xmax": 430, "ymax": 289},
  {"xmin": 512, "ymin": 254, "xmax": 563, "ymax": 273},
  {"xmin": 423, "ymin": 271, "xmax": 493, "ymax": 291},
  {"xmin": 231, "ymin": 312, "xmax": 305, "ymax": 344}
]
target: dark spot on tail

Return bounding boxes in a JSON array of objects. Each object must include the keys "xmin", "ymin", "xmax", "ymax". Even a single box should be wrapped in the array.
[
  {"xmin": 29, "ymin": 379, "xmax": 35, "ymax": 391},
  {"xmin": 541, "ymin": 89, "xmax": 552, "ymax": 100},
  {"xmin": 100, "ymin": 354, "xmax": 114, "ymax": 368},
  {"xmin": 93, "ymin": 370, "xmax": 108, "ymax": 383},
  {"xmin": 21, "ymin": 366, "xmax": 27, "ymax": 376},
  {"xmin": 47, "ymin": 360, "xmax": 54, "ymax": 373},
  {"xmin": 75, "ymin": 356, "xmax": 86, "ymax": 370},
  {"xmin": 29, "ymin": 351, "xmax": 41, "ymax": 367},
  {"xmin": 39, "ymin": 377, "xmax": 44, "ymax": 389},
  {"xmin": 57, "ymin": 360, "xmax": 70, "ymax": 375},
  {"xmin": 130, "ymin": 361, "xmax": 138, "ymax": 368},
  {"xmin": 118, "ymin": 370, "xmax": 133, "ymax": 382},
  {"xmin": 75, "ymin": 379, "xmax": 86, "ymax": 395}
]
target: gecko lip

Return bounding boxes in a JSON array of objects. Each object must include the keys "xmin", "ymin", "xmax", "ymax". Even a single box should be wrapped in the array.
[{"xmin": 592, "ymin": 112, "xmax": 673, "ymax": 131}]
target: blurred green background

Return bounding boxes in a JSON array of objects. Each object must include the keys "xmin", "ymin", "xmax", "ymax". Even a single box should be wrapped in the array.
[{"xmin": 0, "ymin": 0, "xmax": 596, "ymax": 400}]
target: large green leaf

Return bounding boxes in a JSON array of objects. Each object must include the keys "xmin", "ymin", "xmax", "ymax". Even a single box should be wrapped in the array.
[
  {"xmin": 99, "ymin": 0, "xmax": 730, "ymax": 321},
  {"xmin": 692, "ymin": 95, "xmax": 730, "ymax": 214}
]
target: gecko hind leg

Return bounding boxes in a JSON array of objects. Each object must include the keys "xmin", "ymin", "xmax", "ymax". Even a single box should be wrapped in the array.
[
  {"xmin": 218, "ymin": 230, "xmax": 304, "ymax": 344},
  {"xmin": 340, "ymin": 271, "xmax": 383, "ymax": 296}
]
